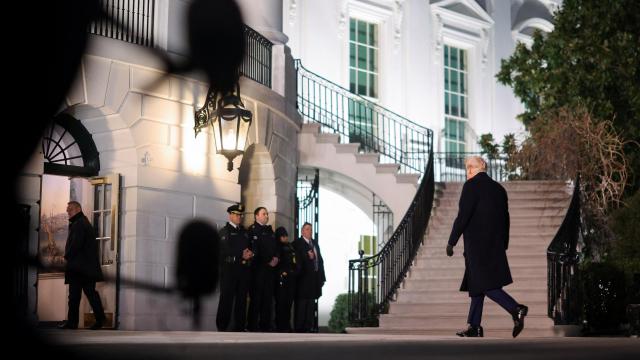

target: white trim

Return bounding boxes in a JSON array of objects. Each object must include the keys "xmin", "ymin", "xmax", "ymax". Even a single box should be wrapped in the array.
[{"xmin": 512, "ymin": 17, "xmax": 555, "ymax": 47}]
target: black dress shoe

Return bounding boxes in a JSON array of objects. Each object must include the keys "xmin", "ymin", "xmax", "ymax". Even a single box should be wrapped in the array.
[
  {"xmin": 456, "ymin": 325, "xmax": 484, "ymax": 337},
  {"xmin": 57, "ymin": 321, "xmax": 78, "ymax": 330},
  {"xmin": 511, "ymin": 304, "xmax": 528, "ymax": 338}
]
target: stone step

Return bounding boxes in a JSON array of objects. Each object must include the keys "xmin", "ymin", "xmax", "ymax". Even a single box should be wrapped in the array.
[
  {"xmin": 440, "ymin": 181, "xmax": 569, "ymax": 191},
  {"xmin": 410, "ymin": 255, "xmax": 547, "ymax": 269},
  {"xmin": 375, "ymin": 163, "xmax": 400, "ymax": 174},
  {"xmin": 427, "ymin": 225, "xmax": 559, "ymax": 236},
  {"xmin": 395, "ymin": 289, "xmax": 546, "ymax": 304},
  {"xmin": 379, "ymin": 313, "xmax": 553, "ymax": 330},
  {"xmin": 345, "ymin": 326, "xmax": 561, "ymax": 338},
  {"xmin": 355, "ymin": 153, "xmax": 380, "ymax": 164},
  {"xmin": 424, "ymin": 231, "xmax": 556, "ymax": 247},
  {"xmin": 434, "ymin": 198, "xmax": 570, "ymax": 208},
  {"xmin": 334, "ymin": 143, "xmax": 359, "ymax": 153},
  {"xmin": 418, "ymin": 243, "xmax": 548, "ymax": 257},
  {"xmin": 432, "ymin": 207, "xmax": 568, "ymax": 218},
  {"xmin": 408, "ymin": 265, "xmax": 546, "ymax": 280},
  {"xmin": 300, "ymin": 123, "xmax": 321, "ymax": 134},
  {"xmin": 429, "ymin": 216, "xmax": 564, "ymax": 228},
  {"xmin": 434, "ymin": 191, "xmax": 571, "ymax": 201},
  {"xmin": 315, "ymin": 133, "xmax": 339, "ymax": 144},
  {"xmin": 401, "ymin": 275, "xmax": 547, "ymax": 291},
  {"xmin": 396, "ymin": 173, "xmax": 421, "ymax": 184},
  {"xmin": 387, "ymin": 300, "xmax": 548, "ymax": 315}
]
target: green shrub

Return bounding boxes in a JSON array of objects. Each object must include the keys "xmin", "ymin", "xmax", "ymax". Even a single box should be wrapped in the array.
[
  {"xmin": 328, "ymin": 293, "xmax": 349, "ymax": 333},
  {"xmin": 581, "ymin": 262, "xmax": 627, "ymax": 332}
]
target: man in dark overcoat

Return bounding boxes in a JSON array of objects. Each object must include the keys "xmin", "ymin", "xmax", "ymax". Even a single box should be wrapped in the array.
[
  {"xmin": 447, "ymin": 156, "xmax": 528, "ymax": 338},
  {"xmin": 59, "ymin": 201, "xmax": 106, "ymax": 330},
  {"xmin": 293, "ymin": 222, "xmax": 325, "ymax": 333},
  {"xmin": 216, "ymin": 204, "xmax": 253, "ymax": 331}
]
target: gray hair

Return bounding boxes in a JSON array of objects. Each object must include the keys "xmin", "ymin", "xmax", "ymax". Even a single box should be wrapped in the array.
[{"xmin": 464, "ymin": 156, "xmax": 487, "ymax": 171}]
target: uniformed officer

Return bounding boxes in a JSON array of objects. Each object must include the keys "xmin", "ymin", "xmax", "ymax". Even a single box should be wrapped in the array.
[
  {"xmin": 216, "ymin": 204, "xmax": 253, "ymax": 331},
  {"xmin": 247, "ymin": 207, "xmax": 279, "ymax": 332},
  {"xmin": 274, "ymin": 226, "xmax": 299, "ymax": 332}
]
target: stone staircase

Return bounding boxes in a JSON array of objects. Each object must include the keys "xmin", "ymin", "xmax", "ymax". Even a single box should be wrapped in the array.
[
  {"xmin": 347, "ymin": 180, "xmax": 573, "ymax": 337},
  {"xmin": 298, "ymin": 123, "xmax": 420, "ymax": 221}
]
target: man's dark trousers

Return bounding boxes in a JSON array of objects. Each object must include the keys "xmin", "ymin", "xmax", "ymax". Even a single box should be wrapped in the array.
[
  {"xmin": 67, "ymin": 278, "xmax": 105, "ymax": 327},
  {"xmin": 468, "ymin": 288, "xmax": 518, "ymax": 326}
]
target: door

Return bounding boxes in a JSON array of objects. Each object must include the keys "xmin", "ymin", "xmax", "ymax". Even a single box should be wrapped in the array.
[{"xmin": 81, "ymin": 173, "xmax": 120, "ymax": 328}]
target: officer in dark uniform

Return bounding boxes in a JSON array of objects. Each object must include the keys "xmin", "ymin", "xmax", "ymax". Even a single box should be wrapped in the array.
[
  {"xmin": 216, "ymin": 204, "xmax": 253, "ymax": 331},
  {"xmin": 247, "ymin": 207, "xmax": 279, "ymax": 332},
  {"xmin": 274, "ymin": 226, "xmax": 299, "ymax": 332}
]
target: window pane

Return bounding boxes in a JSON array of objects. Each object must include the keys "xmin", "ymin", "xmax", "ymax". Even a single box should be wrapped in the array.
[
  {"xmin": 458, "ymin": 142, "xmax": 465, "ymax": 153},
  {"xmin": 444, "ymin": 45, "xmax": 449, "ymax": 67},
  {"xmin": 451, "ymin": 70, "xmax": 459, "ymax": 93},
  {"xmin": 445, "ymin": 69, "xmax": 449, "ymax": 91},
  {"xmin": 445, "ymin": 93, "xmax": 450, "ymax": 115},
  {"xmin": 358, "ymin": 45, "xmax": 367, "ymax": 69},
  {"xmin": 358, "ymin": 70, "xmax": 367, "ymax": 95},
  {"xmin": 451, "ymin": 95, "xmax": 459, "ymax": 117},
  {"xmin": 369, "ymin": 73, "xmax": 377, "ymax": 98},
  {"xmin": 350, "ymin": 69, "xmax": 356, "ymax": 93},
  {"xmin": 460, "ymin": 73, "xmax": 466, "ymax": 94},
  {"xmin": 350, "ymin": 18, "xmax": 356, "ymax": 41},
  {"xmin": 458, "ymin": 121, "xmax": 465, "ymax": 141},
  {"xmin": 357, "ymin": 20, "xmax": 367, "ymax": 43},
  {"xmin": 460, "ymin": 49, "xmax": 466, "ymax": 70},
  {"xmin": 460, "ymin": 96, "xmax": 467, "ymax": 118},
  {"xmin": 369, "ymin": 48, "xmax": 377, "ymax": 72},
  {"xmin": 447, "ymin": 118, "xmax": 457, "ymax": 139},
  {"xmin": 350, "ymin": 43, "xmax": 355, "ymax": 67},
  {"xmin": 369, "ymin": 23, "xmax": 377, "ymax": 46},
  {"xmin": 450, "ymin": 47, "xmax": 459, "ymax": 69}
]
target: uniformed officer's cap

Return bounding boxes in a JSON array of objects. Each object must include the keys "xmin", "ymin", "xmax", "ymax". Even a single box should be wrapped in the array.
[{"xmin": 227, "ymin": 204, "xmax": 244, "ymax": 215}]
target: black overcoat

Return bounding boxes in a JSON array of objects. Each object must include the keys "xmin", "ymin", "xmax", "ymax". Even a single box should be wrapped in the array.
[
  {"xmin": 64, "ymin": 212, "xmax": 104, "ymax": 284},
  {"xmin": 293, "ymin": 237, "xmax": 325, "ymax": 299},
  {"xmin": 447, "ymin": 172, "xmax": 512, "ymax": 296}
]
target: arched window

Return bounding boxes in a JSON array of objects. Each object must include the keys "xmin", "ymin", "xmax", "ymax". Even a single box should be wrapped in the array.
[{"xmin": 42, "ymin": 114, "xmax": 100, "ymax": 176}]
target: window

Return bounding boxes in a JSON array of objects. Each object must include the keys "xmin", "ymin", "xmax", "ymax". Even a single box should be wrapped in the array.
[
  {"xmin": 349, "ymin": 18, "xmax": 378, "ymax": 147},
  {"xmin": 349, "ymin": 18, "xmax": 378, "ymax": 98},
  {"xmin": 443, "ymin": 45, "xmax": 468, "ymax": 153}
]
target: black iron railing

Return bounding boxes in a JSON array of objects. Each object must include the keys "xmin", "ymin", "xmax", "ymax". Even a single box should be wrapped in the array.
[
  {"xmin": 295, "ymin": 60, "xmax": 432, "ymax": 175},
  {"xmin": 90, "ymin": 0, "xmax": 156, "ymax": 47},
  {"xmin": 547, "ymin": 176, "xmax": 581, "ymax": 325},
  {"xmin": 241, "ymin": 25, "xmax": 273, "ymax": 88},
  {"xmin": 434, "ymin": 152, "xmax": 510, "ymax": 182},
  {"xmin": 348, "ymin": 151, "xmax": 434, "ymax": 325}
]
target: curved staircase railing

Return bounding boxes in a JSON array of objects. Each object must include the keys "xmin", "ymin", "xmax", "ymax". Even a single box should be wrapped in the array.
[
  {"xmin": 347, "ymin": 151, "xmax": 434, "ymax": 325},
  {"xmin": 547, "ymin": 176, "xmax": 582, "ymax": 325},
  {"xmin": 295, "ymin": 60, "xmax": 432, "ymax": 175}
]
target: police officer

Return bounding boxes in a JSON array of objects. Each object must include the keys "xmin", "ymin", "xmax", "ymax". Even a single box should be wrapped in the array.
[
  {"xmin": 247, "ymin": 207, "xmax": 279, "ymax": 332},
  {"xmin": 274, "ymin": 226, "xmax": 299, "ymax": 332},
  {"xmin": 216, "ymin": 204, "xmax": 253, "ymax": 331}
]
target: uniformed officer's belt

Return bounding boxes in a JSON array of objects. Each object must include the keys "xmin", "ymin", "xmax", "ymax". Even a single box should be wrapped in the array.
[{"xmin": 224, "ymin": 256, "xmax": 237, "ymax": 264}]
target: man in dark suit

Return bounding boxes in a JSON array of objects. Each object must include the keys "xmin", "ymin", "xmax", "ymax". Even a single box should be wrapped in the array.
[
  {"xmin": 293, "ymin": 222, "xmax": 325, "ymax": 333},
  {"xmin": 58, "ymin": 201, "xmax": 106, "ymax": 330},
  {"xmin": 216, "ymin": 204, "xmax": 253, "ymax": 331},
  {"xmin": 247, "ymin": 207, "xmax": 279, "ymax": 331},
  {"xmin": 447, "ymin": 156, "xmax": 528, "ymax": 338}
]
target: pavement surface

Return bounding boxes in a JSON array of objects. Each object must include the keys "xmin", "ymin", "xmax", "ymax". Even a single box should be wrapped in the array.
[{"xmin": 31, "ymin": 330, "xmax": 640, "ymax": 360}]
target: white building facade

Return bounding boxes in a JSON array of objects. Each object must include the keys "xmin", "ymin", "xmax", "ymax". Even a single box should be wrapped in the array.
[
  {"xmin": 284, "ymin": 0, "xmax": 559, "ymax": 151},
  {"xmin": 17, "ymin": 0, "xmax": 559, "ymax": 331}
]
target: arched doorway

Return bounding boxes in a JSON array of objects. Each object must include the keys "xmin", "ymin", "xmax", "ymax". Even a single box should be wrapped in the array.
[{"xmin": 36, "ymin": 113, "xmax": 120, "ymax": 329}]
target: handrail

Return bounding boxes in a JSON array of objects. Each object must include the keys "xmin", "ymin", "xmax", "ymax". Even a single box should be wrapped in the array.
[
  {"xmin": 348, "ymin": 150, "xmax": 434, "ymax": 325},
  {"xmin": 547, "ymin": 175, "xmax": 582, "ymax": 325},
  {"xmin": 295, "ymin": 60, "xmax": 433, "ymax": 175}
]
